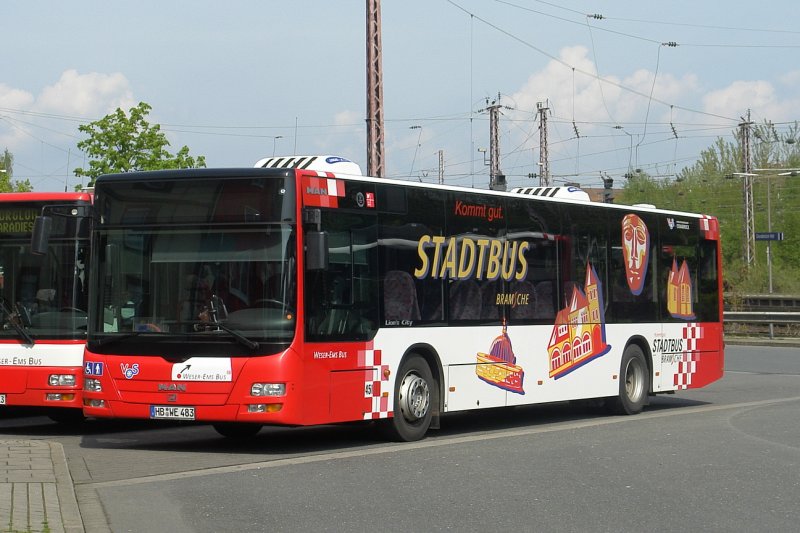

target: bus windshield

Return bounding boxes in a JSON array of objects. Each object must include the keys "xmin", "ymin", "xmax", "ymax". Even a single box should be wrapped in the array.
[
  {"xmin": 0, "ymin": 203, "xmax": 89, "ymax": 341},
  {"xmin": 92, "ymin": 225, "xmax": 296, "ymax": 349}
]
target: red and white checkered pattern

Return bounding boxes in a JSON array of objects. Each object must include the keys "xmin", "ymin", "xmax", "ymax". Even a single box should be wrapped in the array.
[
  {"xmin": 674, "ymin": 323, "xmax": 703, "ymax": 389},
  {"xmin": 699, "ymin": 215, "xmax": 720, "ymax": 240},
  {"xmin": 674, "ymin": 353, "xmax": 698, "ymax": 389},
  {"xmin": 301, "ymin": 175, "xmax": 346, "ymax": 208},
  {"xmin": 359, "ymin": 349, "xmax": 391, "ymax": 420},
  {"xmin": 683, "ymin": 323, "xmax": 703, "ymax": 350}
]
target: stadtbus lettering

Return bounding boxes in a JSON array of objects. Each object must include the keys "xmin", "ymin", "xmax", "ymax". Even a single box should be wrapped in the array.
[{"xmin": 413, "ymin": 234, "xmax": 529, "ymax": 281}]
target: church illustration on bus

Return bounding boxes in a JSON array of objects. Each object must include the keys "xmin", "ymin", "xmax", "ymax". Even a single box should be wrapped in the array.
[{"xmin": 547, "ymin": 262, "xmax": 611, "ymax": 380}]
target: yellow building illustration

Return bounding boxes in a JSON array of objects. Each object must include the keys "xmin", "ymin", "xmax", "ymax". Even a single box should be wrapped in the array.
[
  {"xmin": 667, "ymin": 258, "xmax": 695, "ymax": 320},
  {"xmin": 547, "ymin": 263, "xmax": 610, "ymax": 379}
]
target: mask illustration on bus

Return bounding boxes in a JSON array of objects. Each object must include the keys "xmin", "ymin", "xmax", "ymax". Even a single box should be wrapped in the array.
[{"xmin": 621, "ymin": 214, "xmax": 650, "ymax": 296}]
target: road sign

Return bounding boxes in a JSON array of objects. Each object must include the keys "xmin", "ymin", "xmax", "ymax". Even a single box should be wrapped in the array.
[{"xmin": 755, "ymin": 232, "xmax": 784, "ymax": 241}]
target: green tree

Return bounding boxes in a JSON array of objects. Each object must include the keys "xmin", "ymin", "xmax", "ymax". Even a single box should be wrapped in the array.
[
  {"xmin": 0, "ymin": 149, "xmax": 33, "ymax": 192},
  {"xmin": 74, "ymin": 102, "xmax": 206, "ymax": 186},
  {"xmin": 617, "ymin": 120, "xmax": 800, "ymax": 295}
]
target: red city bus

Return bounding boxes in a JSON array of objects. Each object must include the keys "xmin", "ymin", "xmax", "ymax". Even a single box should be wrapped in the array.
[
  {"xmin": 79, "ymin": 157, "xmax": 723, "ymax": 440},
  {"xmin": 0, "ymin": 192, "xmax": 91, "ymax": 422}
]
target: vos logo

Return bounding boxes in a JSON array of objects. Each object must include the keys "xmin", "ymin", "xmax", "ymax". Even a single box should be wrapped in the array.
[{"xmin": 121, "ymin": 363, "xmax": 140, "ymax": 380}]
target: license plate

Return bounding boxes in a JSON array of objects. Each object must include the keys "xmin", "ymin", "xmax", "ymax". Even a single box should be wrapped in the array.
[
  {"xmin": 150, "ymin": 405, "xmax": 195, "ymax": 420},
  {"xmin": 0, "ymin": 394, "xmax": 5, "ymax": 405}
]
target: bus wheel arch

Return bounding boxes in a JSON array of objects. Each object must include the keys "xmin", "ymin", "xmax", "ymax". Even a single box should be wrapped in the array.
[
  {"xmin": 610, "ymin": 338, "xmax": 651, "ymax": 415},
  {"xmin": 381, "ymin": 345, "xmax": 442, "ymax": 442}
]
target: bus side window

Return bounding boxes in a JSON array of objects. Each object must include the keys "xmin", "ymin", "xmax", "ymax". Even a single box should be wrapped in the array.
[
  {"xmin": 305, "ymin": 211, "xmax": 378, "ymax": 341},
  {"xmin": 695, "ymin": 240, "xmax": 719, "ymax": 321}
]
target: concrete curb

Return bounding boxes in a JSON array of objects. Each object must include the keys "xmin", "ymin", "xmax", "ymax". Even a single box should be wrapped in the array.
[{"xmin": 48, "ymin": 442, "xmax": 84, "ymax": 533}]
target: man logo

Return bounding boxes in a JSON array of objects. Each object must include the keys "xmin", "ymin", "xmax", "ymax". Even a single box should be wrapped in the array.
[{"xmin": 158, "ymin": 384, "xmax": 187, "ymax": 392}]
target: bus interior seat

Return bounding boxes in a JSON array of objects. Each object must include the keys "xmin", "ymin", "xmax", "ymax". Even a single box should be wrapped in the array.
[
  {"xmin": 383, "ymin": 270, "xmax": 421, "ymax": 321},
  {"xmin": 509, "ymin": 280, "xmax": 536, "ymax": 319},
  {"xmin": 449, "ymin": 279, "xmax": 481, "ymax": 320},
  {"xmin": 480, "ymin": 281, "xmax": 501, "ymax": 319},
  {"xmin": 534, "ymin": 280, "xmax": 556, "ymax": 319}
]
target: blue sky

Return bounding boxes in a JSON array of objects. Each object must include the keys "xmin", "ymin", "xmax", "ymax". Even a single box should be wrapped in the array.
[{"xmin": 2, "ymin": 0, "xmax": 799, "ymax": 191}]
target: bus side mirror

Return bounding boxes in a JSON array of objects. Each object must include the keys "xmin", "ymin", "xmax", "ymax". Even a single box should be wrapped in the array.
[
  {"xmin": 305, "ymin": 231, "xmax": 329, "ymax": 271},
  {"xmin": 31, "ymin": 216, "xmax": 53, "ymax": 255}
]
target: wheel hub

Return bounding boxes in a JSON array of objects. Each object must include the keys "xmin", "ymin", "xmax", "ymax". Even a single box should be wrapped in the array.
[
  {"xmin": 398, "ymin": 372, "xmax": 430, "ymax": 421},
  {"xmin": 625, "ymin": 359, "xmax": 645, "ymax": 402}
]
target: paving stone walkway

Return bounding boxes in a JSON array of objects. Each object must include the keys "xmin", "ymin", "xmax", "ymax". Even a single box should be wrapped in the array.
[{"xmin": 0, "ymin": 440, "xmax": 82, "ymax": 533}]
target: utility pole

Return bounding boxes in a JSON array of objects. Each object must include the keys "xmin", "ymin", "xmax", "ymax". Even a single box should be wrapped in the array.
[
  {"xmin": 482, "ymin": 95, "xmax": 506, "ymax": 191},
  {"xmin": 537, "ymin": 101, "xmax": 551, "ymax": 186},
  {"xmin": 366, "ymin": 0, "xmax": 385, "ymax": 178},
  {"xmin": 740, "ymin": 110, "xmax": 755, "ymax": 266},
  {"xmin": 438, "ymin": 150, "xmax": 444, "ymax": 185}
]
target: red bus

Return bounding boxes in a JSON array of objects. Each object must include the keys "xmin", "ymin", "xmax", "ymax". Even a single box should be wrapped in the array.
[
  {"xmin": 78, "ymin": 156, "xmax": 723, "ymax": 440},
  {"xmin": 0, "ymin": 192, "xmax": 91, "ymax": 422}
]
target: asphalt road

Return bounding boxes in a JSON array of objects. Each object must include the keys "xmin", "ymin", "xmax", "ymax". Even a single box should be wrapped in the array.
[{"xmin": 2, "ymin": 344, "xmax": 799, "ymax": 532}]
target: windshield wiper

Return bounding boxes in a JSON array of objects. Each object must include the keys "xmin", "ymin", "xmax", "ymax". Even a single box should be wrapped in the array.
[
  {"xmin": 191, "ymin": 321, "xmax": 259, "ymax": 350},
  {"xmin": 0, "ymin": 297, "xmax": 34, "ymax": 346}
]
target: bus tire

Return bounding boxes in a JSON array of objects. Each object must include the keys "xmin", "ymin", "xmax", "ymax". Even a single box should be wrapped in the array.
[
  {"xmin": 48, "ymin": 408, "xmax": 86, "ymax": 425},
  {"xmin": 610, "ymin": 344, "xmax": 649, "ymax": 415},
  {"xmin": 213, "ymin": 422, "xmax": 262, "ymax": 439},
  {"xmin": 382, "ymin": 354, "xmax": 435, "ymax": 442}
]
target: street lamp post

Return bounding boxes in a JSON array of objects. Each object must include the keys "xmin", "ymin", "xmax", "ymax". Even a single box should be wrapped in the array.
[
  {"xmin": 732, "ymin": 168, "xmax": 798, "ymax": 338},
  {"xmin": 272, "ymin": 136, "xmax": 283, "ymax": 157},
  {"xmin": 409, "ymin": 125, "xmax": 422, "ymax": 178},
  {"xmin": 767, "ymin": 176, "xmax": 773, "ymax": 294},
  {"xmin": 732, "ymin": 171, "xmax": 774, "ymax": 291},
  {"xmin": 755, "ymin": 168, "xmax": 798, "ymax": 292}
]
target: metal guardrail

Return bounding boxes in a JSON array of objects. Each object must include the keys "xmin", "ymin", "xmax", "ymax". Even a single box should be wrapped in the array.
[
  {"xmin": 724, "ymin": 294, "xmax": 800, "ymax": 311},
  {"xmin": 724, "ymin": 311, "xmax": 800, "ymax": 324}
]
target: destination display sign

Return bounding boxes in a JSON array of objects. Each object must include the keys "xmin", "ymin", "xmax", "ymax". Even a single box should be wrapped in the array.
[{"xmin": 0, "ymin": 207, "xmax": 38, "ymax": 235}]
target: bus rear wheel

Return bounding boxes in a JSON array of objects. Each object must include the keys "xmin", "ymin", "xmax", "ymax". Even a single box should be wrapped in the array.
[
  {"xmin": 382, "ymin": 355, "xmax": 435, "ymax": 442},
  {"xmin": 610, "ymin": 344, "xmax": 649, "ymax": 415}
]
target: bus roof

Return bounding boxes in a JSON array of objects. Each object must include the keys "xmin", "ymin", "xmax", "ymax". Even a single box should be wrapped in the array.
[
  {"xmin": 0, "ymin": 191, "xmax": 92, "ymax": 203},
  {"xmin": 93, "ymin": 165, "xmax": 715, "ymax": 221},
  {"xmin": 254, "ymin": 155, "xmax": 362, "ymax": 176}
]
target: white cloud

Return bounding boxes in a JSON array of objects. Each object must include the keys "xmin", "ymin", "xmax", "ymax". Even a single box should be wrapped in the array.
[
  {"xmin": 703, "ymin": 80, "xmax": 800, "ymax": 124},
  {"xmin": 704, "ymin": 81, "xmax": 774, "ymax": 118},
  {"xmin": 333, "ymin": 110, "xmax": 361, "ymax": 127},
  {"xmin": 779, "ymin": 70, "xmax": 800, "ymax": 86},
  {"xmin": 0, "ymin": 70, "xmax": 136, "ymax": 150},
  {"xmin": 0, "ymin": 84, "xmax": 35, "ymax": 109},
  {"xmin": 510, "ymin": 46, "xmax": 702, "ymax": 132},
  {"xmin": 36, "ymin": 69, "xmax": 136, "ymax": 117}
]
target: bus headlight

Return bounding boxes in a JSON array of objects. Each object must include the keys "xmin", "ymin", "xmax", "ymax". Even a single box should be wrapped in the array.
[
  {"xmin": 49, "ymin": 374, "xmax": 76, "ymax": 387},
  {"xmin": 251, "ymin": 383, "xmax": 285, "ymax": 397},
  {"xmin": 84, "ymin": 378, "xmax": 102, "ymax": 392}
]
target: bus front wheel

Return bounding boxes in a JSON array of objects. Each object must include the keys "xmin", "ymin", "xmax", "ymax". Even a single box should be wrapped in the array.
[
  {"xmin": 610, "ymin": 344, "xmax": 649, "ymax": 415},
  {"xmin": 213, "ymin": 422, "xmax": 262, "ymax": 439},
  {"xmin": 48, "ymin": 408, "xmax": 86, "ymax": 425},
  {"xmin": 382, "ymin": 355, "xmax": 435, "ymax": 442}
]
